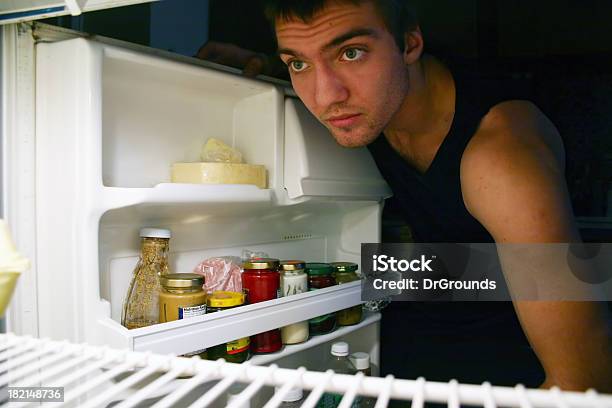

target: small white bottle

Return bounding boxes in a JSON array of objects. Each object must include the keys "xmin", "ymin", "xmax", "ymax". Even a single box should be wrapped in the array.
[
  {"xmin": 318, "ymin": 342, "xmax": 355, "ymax": 408},
  {"xmin": 275, "ymin": 386, "xmax": 305, "ymax": 407},
  {"xmin": 349, "ymin": 352, "xmax": 376, "ymax": 376},
  {"xmin": 349, "ymin": 352, "xmax": 376, "ymax": 408}
]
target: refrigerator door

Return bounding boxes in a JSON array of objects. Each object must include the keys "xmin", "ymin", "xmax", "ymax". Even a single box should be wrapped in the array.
[
  {"xmin": 0, "ymin": 0, "xmax": 157, "ymax": 25},
  {"xmin": 14, "ymin": 30, "xmax": 388, "ymax": 360}
]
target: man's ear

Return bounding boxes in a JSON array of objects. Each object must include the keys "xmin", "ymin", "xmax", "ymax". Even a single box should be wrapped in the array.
[{"xmin": 403, "ymin": 27, "xmax": 424, "ymax": 65}]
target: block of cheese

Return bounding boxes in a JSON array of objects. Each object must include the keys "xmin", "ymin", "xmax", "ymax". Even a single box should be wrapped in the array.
[{"xmin": 171, "ymin": 162, "xmax": 267, "ymax": 189}]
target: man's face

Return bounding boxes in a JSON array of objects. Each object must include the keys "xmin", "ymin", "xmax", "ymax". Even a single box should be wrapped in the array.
[{"xmin": 276, "ymin": 1, "xmax": 410, "ymax": 147}]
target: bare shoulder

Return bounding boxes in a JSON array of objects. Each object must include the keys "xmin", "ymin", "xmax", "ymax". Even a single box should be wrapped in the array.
[
  {"xmin": 460, "ymin": 100, "xmax": 577, "ymax": 242},
  {"xmin": 463, "ymin": 100, "xmax": 564, "ymax": 175}
]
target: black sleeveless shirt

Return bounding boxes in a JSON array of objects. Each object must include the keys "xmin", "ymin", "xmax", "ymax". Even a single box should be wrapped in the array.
[{"xmin": 367, "ymin": 61, "xmax": 545, "ymax": 387}]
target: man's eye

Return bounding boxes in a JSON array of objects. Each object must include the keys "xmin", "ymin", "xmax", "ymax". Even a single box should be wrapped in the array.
[
  {"xmin": 341, "ymin": 48, "xmax": 365, "ymax": 61},
  {"xmin": 289, "ymin": 60, "xmax": 308, "ymax": 72}
]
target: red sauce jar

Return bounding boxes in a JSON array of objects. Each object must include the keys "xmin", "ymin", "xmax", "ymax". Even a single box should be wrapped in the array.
[{"xmin": 242, "ymin": 258, "xmax": 282, "ymax": 353}]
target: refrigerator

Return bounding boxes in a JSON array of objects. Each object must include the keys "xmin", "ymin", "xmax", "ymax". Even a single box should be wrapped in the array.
[
  {"xmin": 2, "ymin": 8, "xmax": 611, "ymax": 408},
  {"xmin": 2, "ymin": 16, "xmax": 390, "ymax": 399}
]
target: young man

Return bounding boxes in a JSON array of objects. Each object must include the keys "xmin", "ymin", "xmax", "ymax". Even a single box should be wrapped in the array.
[{"xmin": 200, "ymin": 0, "xmax": 612, "ymax": 390}]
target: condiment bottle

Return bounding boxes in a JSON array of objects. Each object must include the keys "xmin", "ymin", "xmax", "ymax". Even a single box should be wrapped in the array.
[
  {"xmin": 280, "ymin": 260, "xmax": 309, "ymax": 344},
  {"xmin": 122, "ymin": 227, "xmax": 171, "ymax": 329},
  {"xmin": 206, "ymin": 291, "xmax": 250, "ymax": 363},
  {"xmin": 306, "ymin": 263, "xmax": 336, "ymax": 336},
  {"xmin": 242, "ymin": 258, "xmax": 282, "ymax": 353},
  {"xmin": 318, "ymin": 342, "xmax": 355, "ymax": 408},
  {"xmin": 349, "ymin": 352, "xmax": 377, "ymax": 407},
  {"xmin": 331, "ymin": 262, "xmax": 363, "ymax": 326},
  {"xmin": 275, "ymin": 386, "xmax": 305, "ymax": 407},
  {"xmin": 349, "ymin": 352, "xmax": 374, "ymax": 376},
  {"xmin": 158, "ymin": 273, "xmax": 206, "ymax": 323}
]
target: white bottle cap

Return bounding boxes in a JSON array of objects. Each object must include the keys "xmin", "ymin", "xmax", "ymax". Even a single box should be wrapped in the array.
[
  {"xmin": 331, "ymin": 341, "xmax": 349, "ymax": 356},
  {"xmin": 275, "ymin": 386, "xmax": 303, "ymax": 402},
  {"xmin": 139, "ymin": 227, "xmax": 172, "ymax": 239},
  {"xmin": 349, "ymin": 352, "xmax": 370, "ymax": 370}
]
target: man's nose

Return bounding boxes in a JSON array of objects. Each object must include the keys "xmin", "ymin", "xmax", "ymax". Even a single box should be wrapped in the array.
[{"xmin": 314, "ymin": 64, "xmax": 349, "ymax": 108}]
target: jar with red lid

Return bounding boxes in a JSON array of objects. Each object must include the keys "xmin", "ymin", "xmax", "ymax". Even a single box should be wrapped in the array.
[
  {"xmin": 306, "ymin": 263, "xmax": 337, "ymax": 335},
  {"xmin": 242, "ymin": 258, "xmax": 282, "ymax": 353}
]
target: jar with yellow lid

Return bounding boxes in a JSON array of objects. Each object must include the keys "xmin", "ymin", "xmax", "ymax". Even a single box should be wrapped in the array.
[
  {"xmin": 331, "ymin": 262, "xmax": 363, "ymax": 326},
  {"xmin": 159, "ymin": 273, "xmax": 207, "ymax": 323},
  {"xmin": 206, "ymin": 291, "xmax": 250, "ymax": 363}
]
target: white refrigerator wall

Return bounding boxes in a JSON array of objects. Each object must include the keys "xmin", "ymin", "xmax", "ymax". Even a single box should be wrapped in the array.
[{"xmin": 29, "ymin": 35, "xmax": 390, "ymax": 358}]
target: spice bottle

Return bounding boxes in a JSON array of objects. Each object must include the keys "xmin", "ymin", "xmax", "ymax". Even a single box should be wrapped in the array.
[
  {"xmin": 206, "ymin": 291, "xmax": 250, "ymax": 363},
  {"xmin": 280, "ymin": 260, "xmax": 309, "ymax": 344},
  {"xmin": 306, "ymin": 263, "xmax": 336, "ymax": 336},
  {"xmin": 158, "ymin": 273, "xmax": 206, "ymax": 323},
  {"xmin": 242, "ymin": 258, "xmax": 282, "ymax": 353},
  {"xmin": 122, "ymin": 227, "xmax": 171, "ymax": 329},
  {"xmin": 331, "ymin": 262, "xmax": 363, "ymax": 326}
]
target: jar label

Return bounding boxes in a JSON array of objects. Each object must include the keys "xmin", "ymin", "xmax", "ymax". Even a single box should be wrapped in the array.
[
  {"xmin": 227, "ymin": 337, "xmax": 250, "ymax": 354},
  {"xmin": 178, "ymin": 304, "xmax": 206, "ymax": 319}
]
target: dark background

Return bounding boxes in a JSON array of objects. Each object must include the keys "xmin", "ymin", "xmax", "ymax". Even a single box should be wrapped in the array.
[{"xmin": 46, "ymin": 0, "xmax": 612, "ymax": 228}]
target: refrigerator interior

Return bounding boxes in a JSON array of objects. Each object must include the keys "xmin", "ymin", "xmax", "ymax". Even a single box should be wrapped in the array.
[{"xmin": 19, "ymin": 28, "xmax": 392, "ymax": 366}]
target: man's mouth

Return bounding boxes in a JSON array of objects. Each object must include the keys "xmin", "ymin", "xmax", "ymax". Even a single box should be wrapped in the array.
[{"xmin": 325, "ymin": 113, "xmax": 362, "ymax": 128}]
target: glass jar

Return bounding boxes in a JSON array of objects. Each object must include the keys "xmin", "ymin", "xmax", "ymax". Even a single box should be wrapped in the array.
[
  {"xmin": 206, "ymin": 291, "xmax": 250, "ymax": 363},
  {"xmin": 241, "ymin": 258, "xmax": 282, "ymax": 353},
  {"xmin": 306, "ymin": 263, "xmax": 336, "ymax": 336},
  {"xmin": 122, "ymin": 227, "xmax": 171, "ymax": 329},
  {"xmin": 331, "ymin": 262, "xmax": 363, "ymax": 326},
  {"xmin": 159, "ymin": 273, "xmax": 206, "ymax": 323},
  {"xmin": 280, "ymin": 260, "xmax": 309, "ymax": 344},
  {"xmin": 242, "ymin": 258, "xmax": 281, "ymax": 303}
]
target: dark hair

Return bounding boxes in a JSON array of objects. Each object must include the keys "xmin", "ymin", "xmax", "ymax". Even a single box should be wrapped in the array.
[{"xmin": 263, "ymin": 0, "xmax": 417, "ymax": 51}]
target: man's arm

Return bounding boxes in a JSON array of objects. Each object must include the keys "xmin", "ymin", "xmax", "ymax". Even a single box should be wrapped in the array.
[
  {"xmin": 461, "ymin": 100, "xmax": 612, "ymax": 391},
  {"xmin": 196, "ymin": 41, "xmax": 288, "ymax": 79}
]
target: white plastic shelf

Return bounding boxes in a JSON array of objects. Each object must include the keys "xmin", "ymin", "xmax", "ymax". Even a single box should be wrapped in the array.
[
  {"xmin": 99, "ymin": 281, "xmax": 364, "ymax": 355},
  {"xmin": 100, "ymin": 183, "xmax": 275, "ymax": 223},
  {"xmin": 104, "ymin": 184, "xmax": 273, "ymax": 207},
  {"xmin": 249, "ymin": 312, "xmax": 380, "ymax": 366},
  {"xmin": 1, "ymin": 333, "xmax": 610, "ymax": 408}
]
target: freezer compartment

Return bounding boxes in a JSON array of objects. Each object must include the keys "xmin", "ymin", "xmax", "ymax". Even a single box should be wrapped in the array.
[{"xmin": 101, "ymin": 44, "xmax": 281, "ymax": 189}]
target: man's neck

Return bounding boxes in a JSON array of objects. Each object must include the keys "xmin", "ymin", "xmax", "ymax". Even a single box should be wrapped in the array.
[{"xmin": 383, "ymin": 55, "xmax": 455, "ymax": 165}]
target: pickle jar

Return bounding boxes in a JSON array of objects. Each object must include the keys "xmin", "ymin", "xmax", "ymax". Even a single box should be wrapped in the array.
[
  {"xmin": 331, "ymin": 262, "xmax": 363, "ymax": 326},
  {"xmin": 242, "ymin": 258, "xmax": 283, "ymax": 353},
  {"xmin": 279, "ymin": 260, "xmax": 309, "ymax": 344},
  {"xmin": 158, "ymin": 273, "xmax": 207, "ymax": 323},
  {"xmin": 306, "ymin": 263, "xmax": 337, "ymax": 335},
  {"xmin": 206, "ymin": 291, "xmax": 250, "ymax": 363}
]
